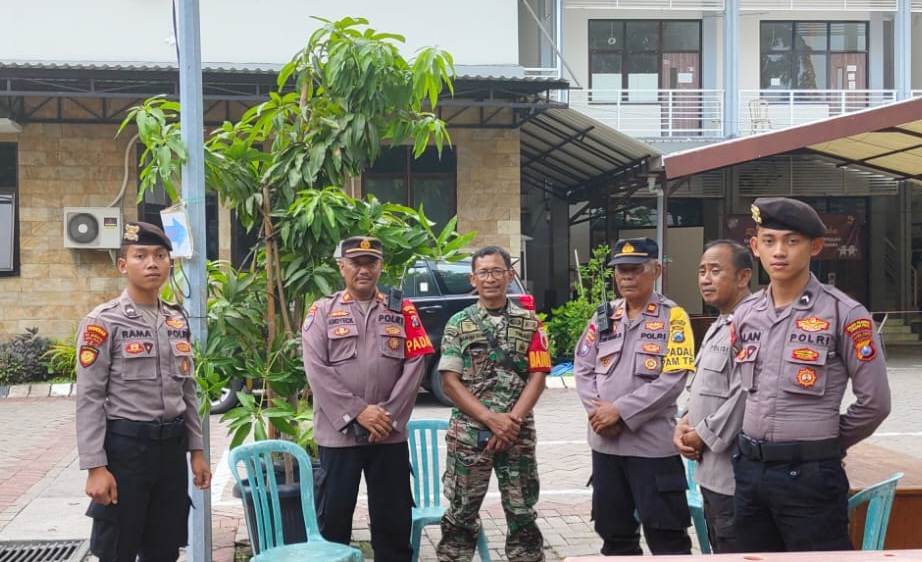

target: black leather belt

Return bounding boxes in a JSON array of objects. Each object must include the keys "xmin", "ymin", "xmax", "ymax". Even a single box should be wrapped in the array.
[
  {"xmin": 738, "ymin": 433, "xmax": 841, "ymax": 462},
  {"xmin": 108, "ymin": 417, "xmax": 185, "ymax": 441}
]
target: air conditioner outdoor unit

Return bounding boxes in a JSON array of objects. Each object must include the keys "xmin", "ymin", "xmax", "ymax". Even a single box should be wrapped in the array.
[{"xmin": 63, "ymin": 207, "xmax": 123, "ymax": 249}]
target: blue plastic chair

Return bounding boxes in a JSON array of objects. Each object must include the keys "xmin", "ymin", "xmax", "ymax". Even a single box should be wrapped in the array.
[
  {"xmin": 407, "ymin": 419, "xmax": 492, "ymax": 562},
  {"xmin": 684, "ymin": 458, "xmax": 711, "ymax": 554},
  {"xmin": 848, "ymin": 472, "xmax": 903, "ymax": 550},
  {"xmin": 228, "ymin": 440, "xmax": 363, "ymax": 562}
]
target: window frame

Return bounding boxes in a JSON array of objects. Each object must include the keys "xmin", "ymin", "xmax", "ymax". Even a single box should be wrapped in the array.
[
  {"xmin": 760, "ymin": 20, "xmax": 870, "ymax": 90},
  {"xmin": 587, "ymin": 19, "xmax": 703, "ymax": 93},
  {"xmin": 361, "ymin": 146, "xmax": 458, "ymax": 229},
  {"xmin": 0, "ymin": 142, "xmax": 19, "ymax": 277}
]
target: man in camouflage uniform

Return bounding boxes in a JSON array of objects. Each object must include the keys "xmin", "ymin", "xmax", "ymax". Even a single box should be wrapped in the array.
[{"xmin": 437, "ymin": 246, "xmax": 552, "ymax": 562}]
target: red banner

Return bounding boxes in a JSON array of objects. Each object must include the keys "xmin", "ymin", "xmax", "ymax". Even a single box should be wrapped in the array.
[{"xmin": 725, "ymin": 214, "xmax": 864, "ymax": 261}]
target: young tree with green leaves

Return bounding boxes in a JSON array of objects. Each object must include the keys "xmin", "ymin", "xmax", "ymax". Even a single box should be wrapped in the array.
[{"xmin": 122, "ymin": 17, "xmax": 473, "ymax": 452}]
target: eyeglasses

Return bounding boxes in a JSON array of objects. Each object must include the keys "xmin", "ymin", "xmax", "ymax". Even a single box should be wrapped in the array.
[{"xmin": 474, "ymin": 268, "xmax": 511, "ymax": 280}]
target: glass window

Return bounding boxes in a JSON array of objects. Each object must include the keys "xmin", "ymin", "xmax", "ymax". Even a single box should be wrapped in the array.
[
  {"xmin": 797, "ymin": 54, "xmax": 827, "ymax": 89},
  {"xmin": 762, "ymin": 53, "xmax": 793, "ymax": 89},
  {"xmin": 662, "ymin": 21, "xmax": 700, "ymax": 51},
  {"xmin": 411, "ymin": 146, "xmax": 456, "ymax": 174},
  {"xmin": 830, "ymin": 22, "xmax": 866, "ymax": 51},
  {"xmin": 794, "ymin": 22, "xmax": 827, "ymax": 51},
  {"xmin": 413, "ymin": 177, "xmax": 455, "ymax": 229},
  {"xmin": 0, "ymin": 143, "xmax": 17, "ymax": 276},
  {"xmin": 230, "ymin": 212, "xmax": 259, "ymax": 269},
  {"xmin": 589, "ymin": 20, "xmax": 623, "ymax": 50},
  {"xmin": 364, "ymin": 146, "xmax": 457, "ymax": 230},
  {"xmin": 431, "ymin": 262, "xmax": 474, "ymax": 295},
  {"xmin": 364, "ymin": 177, "xmax": 408, "ymax": 206},
  {"xmin": 626, "ymin": 21, "xmax": 659, "ymax": 51},
  {"xmin": 588, "ymin": 20, "xmax": 701, "ymax": 93},
  {"xmin": 0, "ymin": 143, "xmax": 14, "ymax": 185},
  {"xmin": 761, "ymin": 21, "xmax": 867, "ymax": 90},
  {"xmin": 761, "ymin": 22, "xmax": 793, "ymax": 51},
  {"xmin": 401, "ymin": 265, "xmax": 438, "ymax": 298}
]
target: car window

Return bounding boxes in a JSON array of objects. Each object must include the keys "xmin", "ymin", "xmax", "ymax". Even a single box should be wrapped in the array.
[
  {"xmin": 431, "ymin": 262, "xmax": 522, "ymax": 296},
  {"xmin": 401, "ymin": 265, "xmax": 438, "ymax": 298}
]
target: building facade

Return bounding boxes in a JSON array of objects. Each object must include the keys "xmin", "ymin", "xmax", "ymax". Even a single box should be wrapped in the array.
[
  {"xmin": 1, "ymin": 0, "xmax": 920, "ymax": 342},
  {"xmin": 519, "ymin": 0, "xmax": 922, "ymax": 315}
]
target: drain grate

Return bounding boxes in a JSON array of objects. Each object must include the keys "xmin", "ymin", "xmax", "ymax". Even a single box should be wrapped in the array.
[{"xmin": 0, "ymin": 540, "xmax": 89, "ymax": 562}]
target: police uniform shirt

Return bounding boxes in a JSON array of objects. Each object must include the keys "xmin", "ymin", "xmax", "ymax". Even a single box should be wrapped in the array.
[
  {"xmin": 685, "ymin": 311, "xmax": 746, "ymax": 496},
  {"xmin": 75, "ymin": 290, "xmax": 203, "ymax": 470},
  {"xmin": 574, "ymin": 293, "xmax": 696, "ymax": 457},
  {"xmin": 301, "ymin": 290, "xmax": 433, "ymax": 448},
  {"xmin": 732, "ymin": 274, "xmax": 890, "ymax": 447}
]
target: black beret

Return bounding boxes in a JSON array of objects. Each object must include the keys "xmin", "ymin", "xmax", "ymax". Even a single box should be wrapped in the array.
[
  {"xmin": 608, "ymin": 237, "xmax": 659, "ymax": 266},
  {"xmin": 339, "ymin": 236, "xmax": 383, "ymax": 259},
  {"xmin": 751, "ymin": 197, "xmax": 826, "ymax": 238},
  {"xmin": 121, "ymin": 221, "xmax": 173, "ymax": 251}
]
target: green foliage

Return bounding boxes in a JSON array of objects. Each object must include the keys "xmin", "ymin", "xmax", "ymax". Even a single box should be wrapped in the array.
[
  {"xmin": 44, "ymin": 335, "xmax": 77, "ymax": 381},
  {"xmin": 0, "ymin": 328, "xmax": 53, "ymax": 385},
  {"xmin": 120, "ymin": 17, "xmax": 465, "ymax": 455},
  {"xmin": 118, "ymin": 97, "xmax": 186, "ymax": 202},
  {"xmin": 544, "ymin": 245, "xmax": 613, "ymax": 359}
]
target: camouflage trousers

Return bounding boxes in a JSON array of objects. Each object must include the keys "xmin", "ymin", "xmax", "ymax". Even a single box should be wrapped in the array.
[{"xmin": 437, "ymin": 418, "xmax": 544, "ymax": 562}]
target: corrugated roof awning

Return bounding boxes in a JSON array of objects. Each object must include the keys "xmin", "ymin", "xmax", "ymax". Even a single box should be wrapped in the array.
[
  {"xmin": 521, "ymin": 107, "xmax": 662, "ymax": 202},
  {"xmin": 663, "ymin": 97, "xmax": 922, "ymax": 182}
]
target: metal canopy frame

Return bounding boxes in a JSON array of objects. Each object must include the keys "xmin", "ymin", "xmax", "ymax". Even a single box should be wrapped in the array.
[
  {"xmin": 0, "ymin": 64, "xmax": 569, "ymax": 127},
  {"xmin": 520, "ymin": 109, "xmax": 658, "ymax": 216},
  {"xmin": 663, "ymin": 96, "xmax": 922, "ymax": 182}
]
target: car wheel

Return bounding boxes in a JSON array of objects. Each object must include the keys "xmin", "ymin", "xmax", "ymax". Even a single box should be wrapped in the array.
[
  {"xmin": 428, "ymin": 358, "xmax": 454, "ymax": 406},
  {"xmin": 210, "ymin": 378, "xmax": 244, "ymax": 415}
]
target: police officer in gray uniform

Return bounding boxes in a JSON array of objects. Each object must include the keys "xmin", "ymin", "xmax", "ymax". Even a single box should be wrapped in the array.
[
  {"xmin": 674, "ymin": 240, "xmax": 752, "ymax": 553},
  {"xmin": 76, "ymin": 221, "xmax": 211, "ymax": 562},
  {"xmin": 574, "ymin": 238, "xmax": 696, "ymax": 555},
  {"xmin": 301, "ymin": 236, "xmax": 434, "ymax": 562},
  {"xmin": 731, "ymin": 198, "xmax": 891, "ymax": 552}
]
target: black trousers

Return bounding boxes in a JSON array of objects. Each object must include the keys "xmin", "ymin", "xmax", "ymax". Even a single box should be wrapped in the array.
[
  {"xmin": 86, "ymin": 432, "xmax": 190, "ymax": 562},
  {"xmin": 701, "ymin": 488, "xmax": 740, "ymax": 553},
  {"xmin": 591, "ymin": 451, "xmax": 692, "ymax": 556},
  {"xmin": 317, "ymin": 442, "xmax": 413, "ymax": 562},
  {"xmin": 733, "ymin": 452, "xmax": 852, "ymax": 552}
]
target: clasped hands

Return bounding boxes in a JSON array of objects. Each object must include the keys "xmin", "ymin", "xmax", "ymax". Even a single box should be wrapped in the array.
[
  {"xmin": 357, "ymin": 405, "xmax": 393, "ymax": 442},
  {"xmin": 589, "ymin": 399, "xmax": 624, "ymax": 439},
  {"xmin": 672, "ymin": 416, "xmax": 704, "ymax": 460}
]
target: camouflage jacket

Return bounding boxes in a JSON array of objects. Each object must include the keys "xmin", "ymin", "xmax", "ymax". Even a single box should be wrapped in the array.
[{"xmin": 438, "ymin": 300, "xmax": 550, "ymax": 440}]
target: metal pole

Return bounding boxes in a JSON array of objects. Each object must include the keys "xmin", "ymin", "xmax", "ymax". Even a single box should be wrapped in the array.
[
  {"xmin": 520, "ymin": 0, "xmax": 582, "ymax": 88},
  {"xmin": 654, "ymin": 177, "xmax": 666, "ymax": 294},
  {"xmin": 176, "ymin": 1, "xmax": 211, "ymax": 561},
  {"xmin": 895, "ymin": 0, "xmax": 911, "ymax": 100},
  {"xmin": 556, "ymin": 0, "xmax": 563, "ymax": 80},
  {"xmin": 723, "ymin": 0, "xmax": 739, "ymax": 137}
]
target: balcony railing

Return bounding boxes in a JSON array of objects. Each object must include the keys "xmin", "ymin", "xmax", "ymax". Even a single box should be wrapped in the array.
[
  {"xmin": 740, "ymin": 0, "xmax": 896, "ymax": 9},
  {"xmin": 566, "ymin": 0, "xmax": 725, "ymax": 9},
  {"xmin": 568, "ymin": 89, "xmax": 724, "ymax": 138},
  {"xmin": 738, "ymin": 90, "xmax": 896, "ymax": 136}
]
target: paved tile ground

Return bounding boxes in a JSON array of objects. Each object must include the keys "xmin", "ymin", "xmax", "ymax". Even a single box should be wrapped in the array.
[{"xmin": 1, "ymin": 348, "xmax": 920, "ymax": 562}]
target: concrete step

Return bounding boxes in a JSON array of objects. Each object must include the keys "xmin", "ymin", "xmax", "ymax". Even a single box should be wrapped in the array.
[{"xmin": 882, "ymin": 325, "xmax": 914, "ymax": 335}]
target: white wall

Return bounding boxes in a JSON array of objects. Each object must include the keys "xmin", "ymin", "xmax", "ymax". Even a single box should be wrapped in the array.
[{"xmin": 4, "ymin": 0, "xmax": 519, "ymax": 67}]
